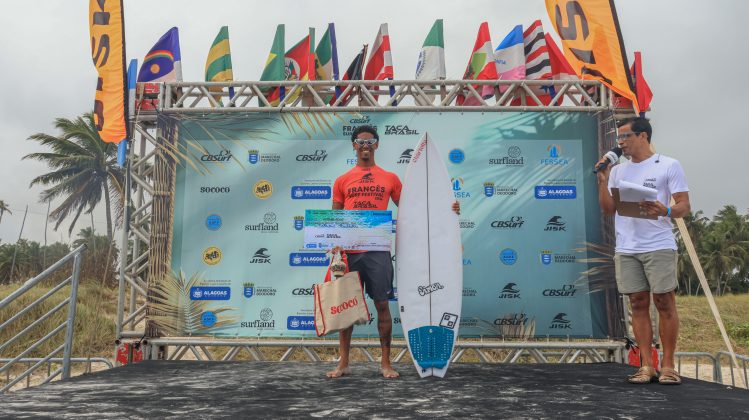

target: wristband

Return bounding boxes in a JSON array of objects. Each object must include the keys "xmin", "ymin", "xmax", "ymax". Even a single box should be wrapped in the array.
[{"xmin": 666, "ymin": 207, "xmax": 672, "ymax": 217}]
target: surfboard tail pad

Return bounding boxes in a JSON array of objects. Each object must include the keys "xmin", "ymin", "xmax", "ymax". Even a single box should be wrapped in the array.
[{"xmin": 407, "ymin": 326, "xmax": 455, "ymax": 370}]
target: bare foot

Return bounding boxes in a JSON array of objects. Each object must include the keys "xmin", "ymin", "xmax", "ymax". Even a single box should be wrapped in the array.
[
  {"xmin": 326, "ymin": 366, "xmax": 351, "ymax": 378},
  {"xmin": 380, "ymin": 366, "xmax": 400, "ymax": 379}
]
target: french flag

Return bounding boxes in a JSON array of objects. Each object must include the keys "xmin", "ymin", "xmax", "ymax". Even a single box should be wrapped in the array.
[{"xmin": 494, "ymin": 25, "xmax": 526, "ymax": 92}]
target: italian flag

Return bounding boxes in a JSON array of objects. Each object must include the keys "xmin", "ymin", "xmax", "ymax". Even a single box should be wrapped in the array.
[
  {"xmin": 458, "ymin": 22, "xmax": 498, "ymax": 106},
  {"xmin": 260, "ymin": 24, "xmax": 285, "ymax": 105},
  {"xmin": 415, "ymin": 19, "xmax": 446, "ymax": 80}
]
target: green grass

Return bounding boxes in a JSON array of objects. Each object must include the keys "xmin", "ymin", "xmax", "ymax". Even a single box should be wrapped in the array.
[{"xmin": 676, "ymin": 294, "xmax": 749, "ymax": 354}]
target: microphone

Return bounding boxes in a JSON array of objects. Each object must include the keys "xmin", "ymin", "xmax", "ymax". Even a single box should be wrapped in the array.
[{"xmin": 593, "ymin": 147, "xmax": 622, "ymax": 173}]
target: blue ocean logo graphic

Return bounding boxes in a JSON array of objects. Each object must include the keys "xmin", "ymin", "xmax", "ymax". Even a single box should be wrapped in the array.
[
  {"xmin": 535, "ymin": 186, "xmax": 577, "ymax": 199},
  {"xmin": 287, "ymin": 316, "xmax": 315, "ymax": 331},
  {"xmin": 448, "ymin": 148, "xmax": 465, "ymax": 164},
  {"xmin": 190, "ymin": 286, "xmax": 231, "ymax": 301},
  {"xmin": 201, "ymin": 311, "xmax": 217, "ymax": 327},
  {"xmin": 500, "ymin": 248, "xmax": 518, "ymax": 265},
  {"xmin": 248, "ymin": 150, "xmax": 259, "ymax": 164},
  {"xmin": 540, "ymin": 250, "xmax": 553, "ymax": 265},
  {"xmin": 291, "ymin": 186, "xmax": 332, "ymax": 200},
  {"xmin": 289, "ymin": 253, "xmax": 330, "ymax": 267},
  {"xmin": 205, "ymin": 214, "xmax": 222, "ymax": 231}
]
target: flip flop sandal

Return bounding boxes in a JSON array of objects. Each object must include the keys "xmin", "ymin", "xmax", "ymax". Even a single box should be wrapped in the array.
[
  {"xmin": 628, "ymin": 366, "xmax": 658, "ymax": 384},
  {"xmin": 658, "ymin": 367, "xmax": 682, "ymax": 385}
]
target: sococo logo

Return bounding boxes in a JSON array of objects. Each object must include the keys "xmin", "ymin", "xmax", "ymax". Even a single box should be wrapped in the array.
[
  {"xmin": 494, "ymin": 313, "xmax": 529, "ymax": 326},
  {"xmin": 489, "ymin": 145, "xmax": 524, "ymax": 166},
  {"xmin": 535, "ymin": 186, "xmax": 576, "ymax": 199},
  {"xmin": 451, "ymin": 178, "xmax": 471, "ymax": 199},
  {"xmin": 484, "ymin": 182, "xmax": 518, "ymax": 197},
  {"xmin": 202, "ymin": 247, "xmax": 222, "ymax": 265},
  {"xmin": 291, "ymin": 186, "xmax": 331, "ymax": 200},
  {"xmin": 289, "ymin": 252, "xmax": 329, "ymax": 267},
  {"xmin": 498, "ymin": 283, "xmax": 521, "ymax": 299},
  {"xmin": 201, "ymin": 149, "xmax": 232, "ymax": 162},
  {"xmin": 205, "ymin": 214, "xmax": 222, "ymax": 231},
  {"xmin": 543, "ymin": 284, "xmax": 577, "ymax": 297},
  {"xmin": 384, "ymin": 125, "xmax": 419, "ymax": 135},
  {"xmin": 200, "ymin": 186, "xmax": 230, "ymax": 194},
  {"xmin": 296, "ymin": 150, "xmax": 328, "ymax": 162},
  {"xmin": 490, "ymin": 216, "xmax": 524, "ymax": 229},
  {"xmin": 287, "ymin": 316, "xmax": 315, "ymax": 331},
  {"xmin": 249, "ymin": 248, "xmax": 271, "ymax": 264},
  {"xmin": 549, "ymin": 313, "xmax": 572, "ymax": 329},
  {"xmin": 253, "ymin": 180, "xmax": 273, "ymax": 199},
  {"xmin": 245, "ymin": 212, "xmax": 279, "ymax": 233},
  {"xmin": 500, "ymin": 248, "xmax": 518, "ymax": 265},
  {"xmin": 190, "ymin": 286, "xmax": 230, "ymax": 301},
  {"xmin": 293, "ymin": 216, "xmax": 304, "ymax": 231},
  {"xmin": 397, "ymin": 149, "xmax": 414, "ymax": 164},
  {"xmin": 544, "ymin": 216, "xmax": 567, "ymax": 232},
  {"xmin": 539, "ymin": 144, "xmax": 570, "ymax": 166}
]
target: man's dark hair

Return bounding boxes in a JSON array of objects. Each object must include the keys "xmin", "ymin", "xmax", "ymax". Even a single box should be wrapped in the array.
[
  {"xmin": 351, "ymin": 125, "xmax": 379, "ymax": 142},
  {"xmin": 617, "ymin": 117, "xmax": 652, "ymax": 143}
]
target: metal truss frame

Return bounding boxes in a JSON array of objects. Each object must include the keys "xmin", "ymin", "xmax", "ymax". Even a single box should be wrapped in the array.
[{"xmin": 118, "ymin": 79, "xmax": 633, "ymax": 363}]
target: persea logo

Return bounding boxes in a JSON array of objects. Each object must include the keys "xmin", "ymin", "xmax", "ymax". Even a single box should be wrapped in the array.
[
  {"xmin": 205, "ymin": 214, "xmax": 222, "ymax": 231},
  {"xmin": 293, "ymin": 216, "xmax": 304, "ymax": 231},
  {"xmin": 201, "ymin": 149, "xmax": 232, "ymax": 162},
  {"xmin": 190, "ymin": 286, "xmax": 230, "ymax": 301},
  {"xmin": 544, "ymin": 216, "xmax": 567, "ymax": 231},
  {"xmin": 250, "ymin": 248, "xmax": 271, "ymax": 264},
  {"xmin": 296, "ymin": 150, "xmax": 328, "ymax": 162},
  {"xmin": 451, "ymin": 178, "xmax": 471, "ymax": 198},
  {"xmin": 491, "ymin": 216, "xmax": 524, "ymax": 229},
  {"xmin": 550, "ymin": 313, "xmax": 572, "ymax": 329},
  {"xmin": 535, "ymin": 186, "xmax": 576, "ymax": 199},
  {"xmin": 291, "ymin": 186, "xmax": 331, "ymax": 200},
  {"xmin": 493, "ymin": 313, "xmax": 529, "ymax": 326},
  {"xmin": 397, "ymin": 149, "xmax": 413, "ymax": 164},
  {"xmin": 500, "ymin": 248, "xmax": 518, "ymax": 265},
  {"xmin": 498, "ymin": 283, "xmax": 521, "ymax": 299},
  {"xmin": 540, "ymin": 144, "xmax": 570, "ymax": 166},
  {"xmin": 289, "ymin": 253, "xmax": 329, "ymax": 267},
  {"xmin": 201, "ymin": 311, "xmax": 217, "ymax": 327},
  {"xmin": 542, "ymin": 284, "xmax": 577, "ymax": 297},
  {"xmin": 540, "ymin": 250, "xmax": 553, "ymax": 265},
  {"xmin": 254, "ymin": 180, "xmax": 273, "ymax": 199},
  {"xmin": 287, "ymin": 316, "xmax": 315, "ymax": 331},
  {"xmin": 449, "ymin": 148, "xmax": 465, "ymax": 164},
  {"xmin": 203, "ymin": 247, "xmax": 222, "ymax": 265}
]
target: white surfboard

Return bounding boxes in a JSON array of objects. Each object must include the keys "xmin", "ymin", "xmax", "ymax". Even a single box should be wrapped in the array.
[{"xmin": 396, "ymin": 132, "xmax": 463, "ymax": 378}]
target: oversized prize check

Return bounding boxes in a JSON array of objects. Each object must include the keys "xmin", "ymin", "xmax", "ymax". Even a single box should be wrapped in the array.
[{"xmin": 304, "ymin": 210, "xmax": 393, "ymax": 251}]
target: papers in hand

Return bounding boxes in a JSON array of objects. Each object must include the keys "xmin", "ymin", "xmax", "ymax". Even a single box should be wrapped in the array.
[{"xmin": 618, "ymin": 180, "xmax": 658, "ymax": 202}]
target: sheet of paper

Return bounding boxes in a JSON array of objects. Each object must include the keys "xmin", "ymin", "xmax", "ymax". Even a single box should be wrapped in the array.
[
  {"xmin": 618, "ymin": 180, "xmax": 658, "ymax": 202},
  {"xmin": 303, "ymin": 210, "xmax": 393, "ymax": 251}
]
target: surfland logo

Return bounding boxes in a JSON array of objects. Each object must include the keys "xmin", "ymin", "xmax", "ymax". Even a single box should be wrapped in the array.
[
  {"xmin": 544, "ymin": 216, "xmax": 567, "ymax": 232},
  {"xmin": 245, "ymin": 212, "xmax": 279, "ymax": 233},
  {"xmin": 498, "ymin": 283, "xmax": 520, "ymax": 299},
  {"xmin": 418, "ymin": 282, "xmax": 444, "ymax": 296},
  {"xmin": 494, "ymin": 313, "xmax": 529, "ymax": 326},
  {"xmin": 489, "ymin": 145, "xmax": 524, "ymax": 166},
  {"xmin": 250, "ymin": 248, "xmax": 271, "ymax": 264},
  {"xmin": 549, "ymin": 313, "xmax": 572, "ymax": 329},
  {"xmin": 241, "ymin": 308, "xmax": 275, "ymax": 329},
  {"xmin": 397, "ymin": 149, "xmax": 414, "ymax": 164}
]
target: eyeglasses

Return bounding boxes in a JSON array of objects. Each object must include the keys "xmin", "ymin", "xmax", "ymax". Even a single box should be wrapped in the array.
[
  {"xmin": 616, "ymin": 132, "xmax": 641, "ymax": 141},
  {"xmin": 354, "ymin": 138, "xmax": 378, "ymax": 146}
]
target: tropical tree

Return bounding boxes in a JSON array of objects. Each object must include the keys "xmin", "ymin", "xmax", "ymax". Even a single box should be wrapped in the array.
[
  {"xmin": 0, "ymin": 200, "xmax": 11, "ymax": 224},
  {"xmin": 23, "ymin": 113, "xmax": 124, "ymax": 241}
]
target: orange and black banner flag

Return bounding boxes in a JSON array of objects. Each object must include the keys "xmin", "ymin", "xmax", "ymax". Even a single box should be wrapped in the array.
[
  {"xmin": 89, "ymin": 0, "xmax": 128, "ymax": 143},
  {"xmin": 544, "ymin": 0, "xmax": 639, "ymax": 111}
]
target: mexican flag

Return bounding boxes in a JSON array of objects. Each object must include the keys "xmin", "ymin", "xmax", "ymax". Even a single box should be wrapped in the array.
[
  {"xmin": 415, "ymin": 19, "xmax": 446, "ymax": 80},
  {"xmin": 314, "ymin": 23, "xmax": 340, "ymax": 103},
  {"xmin": 260, "ymin": 24, "xmax": 285, "ymax": 106},
  {"xmin": 458, "ymin": 22, "xmax": 497, "ymax": 106}
]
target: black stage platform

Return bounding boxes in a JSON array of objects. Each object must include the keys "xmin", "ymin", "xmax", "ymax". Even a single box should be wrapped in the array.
[{"xmin": 1, "ymin": 361, "xmax": 747, "ymax": 419}]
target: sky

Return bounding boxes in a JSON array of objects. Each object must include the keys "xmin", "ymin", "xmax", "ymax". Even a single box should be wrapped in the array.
[{"xmin": 0, "ymin": 0, "xmax": 747, "ymax": 245}]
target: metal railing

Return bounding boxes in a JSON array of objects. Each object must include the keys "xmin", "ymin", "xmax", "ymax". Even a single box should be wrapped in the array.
[
  {"xmin": 0, "ymin": 244, "xmax": 86, "ymax": 394},
  {"xmin": 662, "ymin": 351, "xmax": 749, "ymax": 389},
  {"xmin": 1, "ymin": 357, "xmax": 113, "ymax": 390}
]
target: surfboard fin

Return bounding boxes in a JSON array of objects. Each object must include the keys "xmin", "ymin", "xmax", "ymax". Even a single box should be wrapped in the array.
[{"xmin": 407, "ymin": 326, "xmax": 455, "ymax": 369}]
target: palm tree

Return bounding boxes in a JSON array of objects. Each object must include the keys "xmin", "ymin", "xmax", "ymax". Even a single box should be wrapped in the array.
[
  {"xmin": 0, "ymin": 200, "xmax": 11, "ymax": 224},
  {"xmin": 23, "ymin": 113, "xmax": 124, "ymax": 241}
]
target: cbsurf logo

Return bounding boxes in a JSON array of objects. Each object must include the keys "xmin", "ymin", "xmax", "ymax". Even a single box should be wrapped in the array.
[
  {"xmin": 491, "ymin": 216, "xmax": 524, "ymax": 229},
  {"xmin": 201, "ymin": 149, "xmax": 232, "ymax": 162},
  {"xmin": 493, "ymin": 313, "xmax": 529, "ymax": 326},
  {"xmin": 498, "ymin": 283, "xmax": 521, "ymax": 299},
  {"xmin": 543, "ymin": 284, "xmax": 577, "ymax": 297},
  {"xmin": 296, "ymin": 150, "xmax": 328, "ymax": 162}
]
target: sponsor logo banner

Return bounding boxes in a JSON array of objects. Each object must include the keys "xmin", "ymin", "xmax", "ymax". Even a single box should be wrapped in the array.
[
  {"xmin": 190, "ymin": 286, "xmax": 230, "ymax": 301},
  {"xmin": 287, "ymin": 316, "xmax": 315, "ymax": 331},
  {"xmin": 535, "ymin": 186, "xmax": 577, "ymax": 199},
  {"xmin": 291, "ymin": 186, "xmax": 332, "ymax": 200},
  {"xmin": 289, "ymin": 253, "xmax": 329, "ymax": 267}
]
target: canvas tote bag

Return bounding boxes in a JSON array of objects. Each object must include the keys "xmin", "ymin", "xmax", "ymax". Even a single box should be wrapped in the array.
[{"xmin": 314, "ymin": 271, "xmax": 370, "ymax": 337}]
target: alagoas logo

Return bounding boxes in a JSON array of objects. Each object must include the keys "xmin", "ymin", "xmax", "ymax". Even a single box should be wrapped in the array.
[
  {"xmin": 550, "ymin": 313, "xmax": 572, "ymax": 329},
  {"xmin": 190, "ymin": 286, "xmax": 230, "ymax": 300},
  {"xmin": 289, "ymin": 253, "xmax": 329, "ymax": 267},
  {"xmin": 543, "ymin": 284, "xmax": 577, "ymax": 297},
  {"xmin": 498, "ymin": 283, "xmax": 521, "ymax": 299},
  {"xmin": 418, "ymin": 282, "xmax": 444, "ymax": 296},
  {"xmin": 330, "ymin": 297, "xmax": 359, "ymax": 315},
  {"xmin": 291, "ymin": 186, "xmax": 331, "ymax": 200},
  {"xmin": 544, "ymin": 216, "xmax": 567, "ymax": 231},
  {"xmin": 201, "ymin": 149, "xmax": 232, "ymax": 162},
  {"xmin": 250, "ymin": 248, "xmax": 271, "ymax": 264},
  {"xmin": 202, "ymin": 247, "xmax": 222, "ymax": 265},
  {"xmin": 384, "ymin": 125, "xmax": 419, "ymax": 135},
  {"xmin": 254, "ymin": 180, "xmax": 273, "ymax": 199},
  {"xmin": 494, "ymin": 313, "xmax": 529, "ymax": 326},
  {"xmin": 535, "ymin": 186, "xmax": 576, "ymax": 199},
  {"xmin": 397, "ymin": 149, "xmax": 414, "ymax": 164},
  {"xmin": 287, "ymin": 316, "xmax": 315, "ymax": 331}
]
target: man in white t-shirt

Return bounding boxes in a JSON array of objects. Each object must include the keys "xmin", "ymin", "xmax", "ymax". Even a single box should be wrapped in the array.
[{"xmin": 597, "ymin": 117, "xmax": 691, "ymax": 385}]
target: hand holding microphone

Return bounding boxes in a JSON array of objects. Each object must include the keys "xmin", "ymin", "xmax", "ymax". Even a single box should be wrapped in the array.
[{"xmin": 593, "ymin": 146, "xmax": 622, "ymax": 174}]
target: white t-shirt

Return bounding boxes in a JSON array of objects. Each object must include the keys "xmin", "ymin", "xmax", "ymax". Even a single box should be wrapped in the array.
[{"xmin": 608, "ymin": 154, "xmax": 689, "ymax": 253}]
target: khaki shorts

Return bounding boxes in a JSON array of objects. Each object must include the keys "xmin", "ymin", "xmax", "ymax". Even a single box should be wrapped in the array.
[{"xmin": 614, "ymin": 249, "xmax": 678, "ymax": 294}]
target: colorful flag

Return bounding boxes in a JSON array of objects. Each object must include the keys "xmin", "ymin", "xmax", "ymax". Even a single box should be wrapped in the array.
[
  {"xmin": 545, "ymin": 33, "xmax": 576, "ymax": 80},
  {"xmin": 364, "ymin": 23, "xmax": 395, "ymax": 100},
  {"xmin": 524, "ymin": 20, "xmax": 552, "ymax": 81},
  {"xmin": 631, "ymin": 52, "xmax": 653, "ymax": 114},
  {"xmin": 314, "ymin": 23, "xmax": 340, "ymax": 102},
  {"xmin": 334, "ymin": 45, "xmax": 368, "ymax": 105},
  {"xmin": 118, "ymin": 59, "xmax": 138, "ymax": 166},
  {"xmin": 494, "ymin": 25, "xmax": 526, "ymax": 94},
  {"xmin": 545, "ymin": 0, "xmax": 638, "ymax": 111},
  {"xmin": 458, "ymin": 22, "xmax": 498, "ymax": 106},
  {"xmin": 137, "ymin": 27, "xmax": 182, "ymax": 83},
  {"xmin": 89, "ymin": 0, "xmax": 128, "ymax": 143},
  {"xmin": 415, "ymin": 19, "xmax": 446, "ymax": 80},
  {"xmin": 285, "ymin": 29, "xmax": 315, "ymax": 82},
  {"xmin": 205, "ymin": 26, "xmax": 234, "ymax": 105},
  {"xmin": 260, "ymin": 24, "xmax": 285, "ymax": 105}
]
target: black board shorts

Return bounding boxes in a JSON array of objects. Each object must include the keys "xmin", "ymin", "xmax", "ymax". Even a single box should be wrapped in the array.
[{"xmin": 347, "ymin": 251, "xmax": 394, "ymax": 302}]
